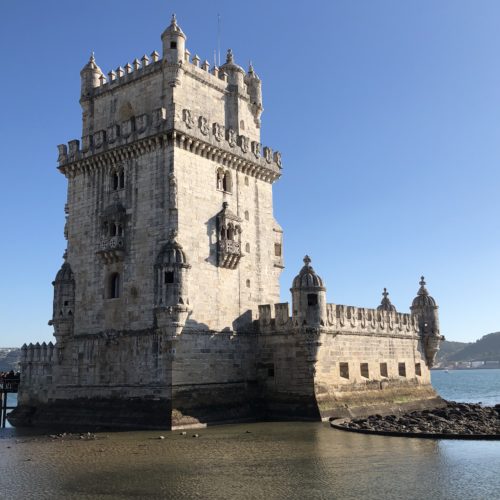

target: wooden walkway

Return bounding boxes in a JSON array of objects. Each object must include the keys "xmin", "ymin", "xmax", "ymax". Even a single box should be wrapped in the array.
[{"xmin": 1, "ymin": 380, "xmax": 19, "ymax": 428}]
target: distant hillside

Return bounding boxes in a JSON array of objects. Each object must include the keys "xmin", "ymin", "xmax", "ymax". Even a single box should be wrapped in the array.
[
  {"xmin": 0, "ymin": 348, "xmax": 21, "ymax": 371},
  {"xmin": 436, "ymin": 340, "xmax": 470, "ymax": 363},
  {"xmin": 447, "ymin": 332, "xmax": 500, "ymax": 362}
]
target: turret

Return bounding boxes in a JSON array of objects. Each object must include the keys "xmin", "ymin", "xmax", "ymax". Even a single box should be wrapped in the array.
[
  {"xmin": 244, "ymin": 63, "xmax": 263, "ymax": 124},
  {"xmin": 291, "ymin": 256, "xmax": 327, "ymax": 328},
  {"xmin": 410, "ymin": 276, "xmax": 443, "ymax": 367},
  {"xmin": 48, "ymin": 252, "xmax": 75, "ymax": 344},
  {"xmin": 154, "ymin": 233, "xmax": 191, "ymax": 337},
  {"xmin": 80, "ymin": 53, "xmax": 103, "ymax": 99},
  {"xmin": 161, "ymin": 14, "xmax": 186, "ymax": 64}
]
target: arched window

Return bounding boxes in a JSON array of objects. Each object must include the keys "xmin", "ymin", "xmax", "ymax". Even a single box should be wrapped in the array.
[
  {"xmin": 110, "ymin": 224, "xmax": 117, "ymax": 237},
  {"xmin": 245, "ymin": 242, "xmax": 250, "ymax": 253},
  {"xmin": 246, "ymin": 279, "xmax": 251, "ymax": 288},
  {"xmin": 244, "ymin": 176, "xmax": 249, "ymax": 186},
  {"xmin": 244, "ymin": 210, "xmax": 249, "ymax": 221},
  {"xmin": 112, "ymin": 169, "xmax": 125, "ymax": 191},
  {"xmin": 227, "ymin": 224, "xmax": 234, "ymax": 241},
  {"xmin": 223, "ymin": 171, "xmax": 232, "ymax": 193},
  {"xmin": 109, "ymin": 273, "xmax": 120, "ymax": 299},
  {"xmin": 216, "ymin": 169, "xmax": 224, "ymax": 190},
  {"xmin": 240, "ymin": 120, "xmax": 245, "ymax": 130}
]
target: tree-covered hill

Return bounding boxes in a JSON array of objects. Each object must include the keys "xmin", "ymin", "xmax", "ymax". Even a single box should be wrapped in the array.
[{"xmin": 446, "ymin": 332, "xmax": 500, "ymax": 362}]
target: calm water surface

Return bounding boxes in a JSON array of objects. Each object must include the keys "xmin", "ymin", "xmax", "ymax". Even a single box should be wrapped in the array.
[{"xmin": 1, "ymin": 370, "xmax": 498, "ymax": 499}]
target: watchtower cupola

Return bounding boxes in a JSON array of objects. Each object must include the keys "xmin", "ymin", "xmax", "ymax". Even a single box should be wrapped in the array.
[
  {"xmin": 410, "ymin": 276, "xmax": 443, "ymax": 367},
  {"xmin": 291, "ymin": 256, "xmax": 327, "ymax": 327},
  {"xmin": 161, "ymin": 14, "xmax": 186, "ymax": 63},
  {"xmin": 80, "ymin": 53, "xmax": 103, "ymax": 98}
]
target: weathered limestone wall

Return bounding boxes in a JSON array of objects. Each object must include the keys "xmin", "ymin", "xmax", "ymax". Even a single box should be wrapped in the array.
[
  {"xmin": 67, "ymin": 144, "xmax": 173, "ymax": 335},
  {"xmin": 171, "ymin": 331, "xmax": 258, "ymax": 427},
  {"xmin": 175, "ymin": 145, "xmax": 280, "ymax": 331}
]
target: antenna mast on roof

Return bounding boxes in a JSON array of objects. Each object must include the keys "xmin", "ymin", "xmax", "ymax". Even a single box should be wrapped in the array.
[{"xmin": 217, "ymin": 13, "xmax": 221, "ymax": 67}]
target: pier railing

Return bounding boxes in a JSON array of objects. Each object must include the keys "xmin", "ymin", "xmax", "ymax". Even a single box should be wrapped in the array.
[{"xmin": 1, "ymin": 379, "xmax": 19, "ymax": 428}]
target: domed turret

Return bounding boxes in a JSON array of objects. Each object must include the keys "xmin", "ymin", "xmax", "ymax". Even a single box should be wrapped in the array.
[
  {"xmin": 154, "ymin": 233, "xmax": 191, "ymax": 337},
  {"xmin": 411, "ymin": 276, "xmax": 437, "ymax": 309},
  {"xmin": 410, "ymin": 276, "xmax": 443, "ymax": 367},
  {"xmin": 80, "ymin": 53, "xmax": 103, "ymax": 98},
  {"xmin": 220, "ymin": 49, "xmax": 245, "ymax": 87},
  {"xmin": 49, "ymin": 253, "xmax": 75, "ymax": 343},
  {"xmin": 161, "ymin": 14, "xmax": 186, "ymax": 63},
  {"xmin": 377, "ymin": 288, "xmax": 396, "ymax": 312},
  {"xmin": 290, "ymin": 256, "xmax": 327, "ymax": 327}
]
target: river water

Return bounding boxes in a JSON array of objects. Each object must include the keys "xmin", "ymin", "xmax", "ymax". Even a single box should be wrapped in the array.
[{"xmin": 1, "ymin": 370, "xmax": 499, "ymax": 499}]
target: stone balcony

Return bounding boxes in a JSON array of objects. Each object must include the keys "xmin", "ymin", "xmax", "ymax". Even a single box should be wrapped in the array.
[
  {"xmin": 218, "ymin": 239, "xmax": 241, "ymax": 269},
  {"xmin": 96, "ymin": 236, "xmax": 125, "ymax": 263}
]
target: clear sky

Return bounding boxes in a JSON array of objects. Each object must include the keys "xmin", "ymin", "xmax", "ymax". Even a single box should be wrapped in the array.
[{"xmin": 1, "ymin": 0, "xmax": 499, "ymax": 346}]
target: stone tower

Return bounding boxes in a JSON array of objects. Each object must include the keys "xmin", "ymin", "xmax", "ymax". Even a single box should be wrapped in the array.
[{"xmin": 57, "ymin": 15, "xmax": 283, "ymax": 337}]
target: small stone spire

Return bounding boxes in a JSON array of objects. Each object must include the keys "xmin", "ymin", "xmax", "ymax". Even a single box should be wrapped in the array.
[
  {"xmin": 377, "ymin": 287, "xmax": 396, "ymax": 312},
  {"xmin": 418, "ymin": 276, "xmax": 429, "ymax": 296},
  {"xmin": 303, "ymin": 255, "xmax": 311, "ymax": 267},
  {"xmin": 226, "ymin": 48, "xmax": 234, "ymax": 64}
]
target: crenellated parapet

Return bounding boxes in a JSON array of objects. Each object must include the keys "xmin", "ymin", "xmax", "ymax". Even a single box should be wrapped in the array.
[
  {"xmin": 20, "ymin": 342, "xmax": 56, "ymax": 365},
  {"xmin": 257, "ymin": 302, "xmax": 419, "ymax": 337},
  {"xmin": 57, "ymin": 106, "xmax": 281, "ymax": 182}
]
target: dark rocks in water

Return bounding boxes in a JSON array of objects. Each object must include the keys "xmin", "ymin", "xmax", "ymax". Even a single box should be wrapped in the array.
[{"xmin": 338, "ymin": 402, "xmax": 500, "ymax": 436}]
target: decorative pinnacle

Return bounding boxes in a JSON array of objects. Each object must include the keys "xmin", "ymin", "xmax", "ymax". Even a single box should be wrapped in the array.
[
  {"xmin": 171, "ymin": 13, "xmax": 177, "ymax": 25},
  {"xmin": 303, "ymin": 255, "xmax": 311, "ymax": 266},
  {"xmin": 226, "ymin": 48, "xmax": 234, "ymax": 64},
  {"xmin": 420, "ymin": 276, "xmax": 426, "ymax": 286},
  {"xmin": 382, "ymin": 287, "xmax": 389, "ymax": 299},
  {"xmin": 248, "ymin": 61, "xmax": 254, "ymax": 74},
  {"xmin": 169, "ymin": 228, "xmax": 178, "ymax": 240}
]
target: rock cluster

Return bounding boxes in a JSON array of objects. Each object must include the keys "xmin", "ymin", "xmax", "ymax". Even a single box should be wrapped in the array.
[{"xmin": 338, "ymin": 403, "xmax": 500, "ymax": 436}]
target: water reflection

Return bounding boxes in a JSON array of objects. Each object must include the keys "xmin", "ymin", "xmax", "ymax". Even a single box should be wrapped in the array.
[{"xmin": 2, "ymin": 422, "xmax": 499, "ymax": 499}]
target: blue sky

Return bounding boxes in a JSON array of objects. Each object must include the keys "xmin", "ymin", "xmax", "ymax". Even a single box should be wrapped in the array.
[{"xmin": 1, "ymin": 0, "xmax": 499, "ymax": 346}]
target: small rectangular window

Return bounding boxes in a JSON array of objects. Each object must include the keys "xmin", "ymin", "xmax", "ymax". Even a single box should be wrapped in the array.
[
  {"xmin": 268, "ymin": 365, "xmax": 275, "ymax": 378},
  {"xmin": 415, "ymin": 363, "xmax": 422, "ymax": 376},
  {"xmin": 340, "ymin": 362, "xmax": 349, "ymax": 379},
  {"xmin": 307, "ymin": 293, "xmax": 318, "ymax": 306},
  {"xmin": 360, "ymin": 363, "xmax": 369, "ymax": 379},
  {"xmin": 164, "ymin": 271, "xmax": 174, "ymax": 284},
  {"xmin": 380, "ymin": 362, "xmax": 388, "ymax": 378},
  {"xmin": 274, "ymin": 243, "xmax": 282, "ymax": 257},
  {"xmin": 170, "ymin": 41, "xmax": 177, "ymax": 49},
  {"xmin": 398, "ymin": 362, "xmax": 406, "ymax": 377}
]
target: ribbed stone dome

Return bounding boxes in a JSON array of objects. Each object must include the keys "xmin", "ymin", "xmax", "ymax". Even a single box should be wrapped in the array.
[
  {"xmin": 157, "ymin": 239, "xmax": 189, "ymax": 266},
  {"xmin": 292, "ymin": 256, "xmax": 325, "ymax": 289},
  {"xmin": 377, "ymin": 288, "xmax": 396, "ymax": 312},
  {"xmin": 411, "ymin": 276, "xmax": 437, "ymax": 308},
  {"xmin": 54, "ymin": 261, "xmax": 74, "ymax": 283},
  {"xmin": 162, "ymin": 14, "xmax": 186, "ymax": 39}
]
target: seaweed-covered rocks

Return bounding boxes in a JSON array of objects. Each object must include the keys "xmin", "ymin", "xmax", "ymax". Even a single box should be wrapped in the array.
[{"xmin": 335, "ymin": 403, "xmax": 500, "ymax": 437}]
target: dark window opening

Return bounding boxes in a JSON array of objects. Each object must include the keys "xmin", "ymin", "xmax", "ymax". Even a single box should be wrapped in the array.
[
  {"xmin": 307, "ymin": 293, "xmax": 318, "ymax": 306},
  {"xmin": 170, "ymin": 41, "xmax": 177, "ymax": 49},
  {"xmin": 340, "ymin": 362, "xmax": 349, "ymax": 379},
  {"xmin": 113, "ymin": 173, "xmax": 119, "ymax": 190},
  {"xmin": 398, "ymin": 362, "xmax": 406, "ymax": 377},
  {"xmin": 164, "ymin": 271, "xmax": 174, "ymax": 284},
  {"xmin": 268, "ymin": 366, "xmax": 275, "ymax": 378},
  {"xmin": 274, "ymin": 243, "xmax": 282, "ymax": 257},
  {"xmin": 110, "ymin": 224, "xmax": 117, "ymax": 237},
  {"xmin": 109, "ymin": 273, "xmax": 120, "ymax": 299},
  {"xmin": 63, "ymin": 301, "xmax": 69, "ymax": 306},
  {"xmin": 380, "ymin": 362, "xmax": 388, "ymax": 378},
  {"xmin": 360, "ymin": 363, "xmax": 369, "ymax": 378},
  {"xmin": 119, "ymin": 171, "xmax": 125, "ymax": 189},
  {"xmin": 415, "ymin": 363, "xmax": 422, "ymax": 376}
]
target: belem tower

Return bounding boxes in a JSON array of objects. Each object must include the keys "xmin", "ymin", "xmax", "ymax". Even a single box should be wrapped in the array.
[{"xmin": 10, "ymin": 16, "xmax": 445, "ymax": 429}]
